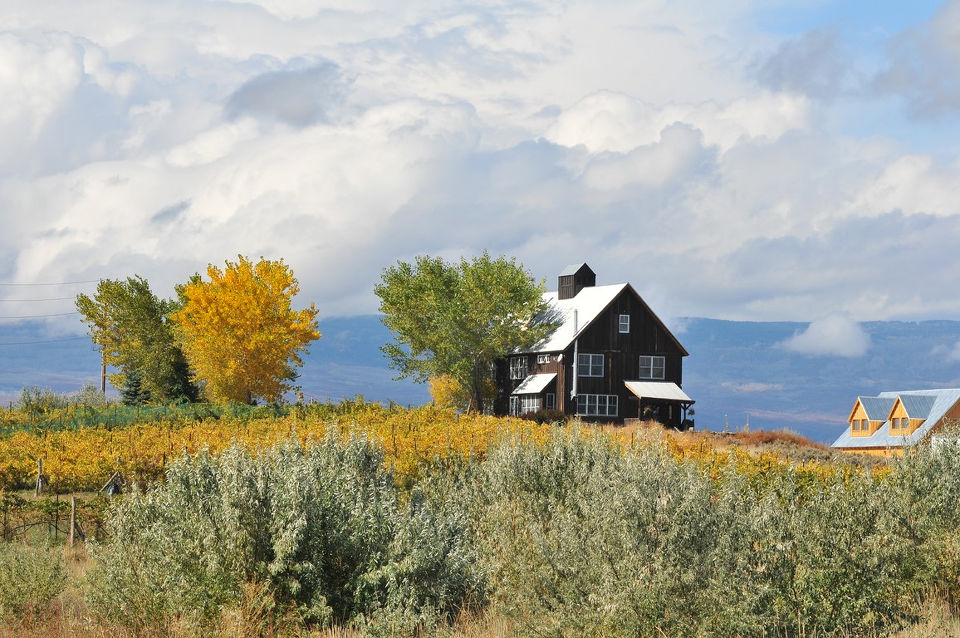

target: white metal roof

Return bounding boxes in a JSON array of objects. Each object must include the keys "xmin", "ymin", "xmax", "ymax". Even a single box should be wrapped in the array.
[
  {"xmin": 624, "ymin": 381, "xmax": 693, "ymax": 403},
  {"xmin": 523, "ymin": 283, "xmax": 627, "ymax": 353},
  {"xmin": 511, "ymin": 373, "xmax": 557, "ymax": 395}
]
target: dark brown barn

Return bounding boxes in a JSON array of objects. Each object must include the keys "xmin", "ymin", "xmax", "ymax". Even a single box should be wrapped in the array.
[{"xmin": 494, "ymin": 264, "xmax": 694, "ymax": 427}]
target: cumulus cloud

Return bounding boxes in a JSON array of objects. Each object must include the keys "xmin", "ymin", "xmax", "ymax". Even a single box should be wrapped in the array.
[
  {"xmin": 225, "ymin": 62, "xmax": 348, "ymax": 126},
  {"xmin": 778, "ymin": 316, "xmax": 871, "ymax": 358},
  {"xmin": 544, "ymin": 90, "xmax": 811, "ymax": 154},
  {"xmin": 754, "ymin": 30, "xmax": 853, "ymax": 99},
  {"xmin": 2, "ymin": 0, "xmax": 960, "ymax": 327},
  {"xmin": 874, "ymin": 0, "xmax": 960, "ymax": 116}
]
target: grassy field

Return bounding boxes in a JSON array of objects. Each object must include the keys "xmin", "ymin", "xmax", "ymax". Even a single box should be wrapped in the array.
[
  {"xmin": 3, "ymin": 544, "xmax": 957, "ymax": 638},
  {"xmin": 1, "ymin": 402, "xmax": 957, "ymax": 637}
]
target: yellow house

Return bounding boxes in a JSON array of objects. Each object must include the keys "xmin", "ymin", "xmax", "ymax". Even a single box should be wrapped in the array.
[{"xmin": 832, "ymin": 389, "xmax": 960, "ymax": 456}]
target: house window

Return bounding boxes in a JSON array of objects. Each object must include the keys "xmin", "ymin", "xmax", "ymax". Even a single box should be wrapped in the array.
[
  {"xmin": 638, "ymin": 355, "xmax": 665, "ymax": 380},
  {"xmin": 509, "ymin": 356, "xmax": 527, "ymax": 380},
  {"xmin": 522, "ymin": 395, "xmax": 538, "ymax": 413},
  {"xmin": 578, "ymin": 353, "xmax": 604, "ymax": 377},
  {"xmin": 537, "ymin": 354, "xmax": 551, "ymax": 364},
  {"xmin": 576, "ymin": 394, "xmax": 618, "ymax": 417},
  {"xmin": 510, "ymin": 395, "xmax": 539, "ymax": 415},
  {"xmin": 545, "ymin": 393, "xmax": 555, "ymax": 410},
  {"xmin": 619, "ymin": 314, "xmax": 630, "ymax": 333}
]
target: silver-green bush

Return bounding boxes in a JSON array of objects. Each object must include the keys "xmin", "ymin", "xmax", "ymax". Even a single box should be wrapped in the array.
[
  {"xmin": 471, "ymin": 433, "xmax": 960, "ymax": 637},
  {"xmin": 87, "ymin": 436, "xmax": 480, "ymax": 635},
  {"xmin": 0, "ymin": 541, "xmax": 66, "ymax": 622},
  {"xmin": 86, "ymin": 430, "xmax": 960, "ymax": 636}
]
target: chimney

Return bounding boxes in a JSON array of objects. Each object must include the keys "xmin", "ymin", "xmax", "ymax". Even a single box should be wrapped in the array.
[{"xmin": 557, "ymin": 263, "xmax": 596, "ymax": 300}]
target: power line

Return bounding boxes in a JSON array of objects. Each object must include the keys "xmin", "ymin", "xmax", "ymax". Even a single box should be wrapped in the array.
[
  {"xmin": 0, "ymin": 296, "xmax": 77, "ymax": 302},
  {"xmin": 0, "ymin": 280, "xmax": 98, "ymax": 286},
  {"xmin": 0, "ymin": 312, "xmax": 80, "ymax": 319},
  {"xmin": 0, "ymin": 336, "xmax": 88, "ymax": 346}
]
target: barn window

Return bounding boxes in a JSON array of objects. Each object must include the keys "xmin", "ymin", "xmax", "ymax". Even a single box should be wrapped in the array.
[
  {"xmin": 509, "ymin": 356, "xmax": 527, "ymax": 380},
  {"xmin": 577, "ymin": 353, "xmax": 604, "ymax": 377},
  {"xmin": 545, "ymin": 393, "xmax": 555, "ymax": 410},
  {"xmin": 639, "ymin": 355, "xmax": 665, "ymax": 380},
  {"xmin": 537, "ymin": 354, "xmax": 551, "ymax": 364},
  {"xmin": 619, "ymin": 314, "xmax": 630, "ymax": 333}
]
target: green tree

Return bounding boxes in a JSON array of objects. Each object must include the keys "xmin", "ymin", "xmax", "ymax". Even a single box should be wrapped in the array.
[
  {"xmin": 375, "ymin": 252, "xmax": 557, "ymax": 412},
  {"xmin": 120, "ymin": 369, "xmax": 151, "ymax": 406},
  {"xmin": 76, "ymin": 276, "xmax": 199, "ymax": 403}
]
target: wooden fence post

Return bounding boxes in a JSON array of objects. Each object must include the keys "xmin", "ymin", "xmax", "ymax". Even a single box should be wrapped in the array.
[
  {"xmin": 35, "ymin": 458, "xmax": 43, "ymax": 496},
  {"xmin": 69, "ymin": 496, "xmax": 77, "ymax": 547}
]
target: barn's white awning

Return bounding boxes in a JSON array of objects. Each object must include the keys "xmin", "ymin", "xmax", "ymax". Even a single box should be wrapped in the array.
[
  {"xmin": 512, "ymin": 373, "xmax": 557, "ymax": 395},
  {"xmin": 624, "ymin": 381, "xmax": 694, "ymax": 403}
]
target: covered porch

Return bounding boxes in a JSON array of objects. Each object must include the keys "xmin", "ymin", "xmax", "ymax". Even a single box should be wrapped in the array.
[{"xmin": 624, "ymin": 381, "xmax": 695, "ymax": 430}]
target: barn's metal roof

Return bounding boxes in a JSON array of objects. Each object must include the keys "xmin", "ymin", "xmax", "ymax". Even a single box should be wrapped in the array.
[
  {"xmin": 523, "ymin": 283, "xmax": 628, "ymax": 353},
  {"xmin": 511, "ymin": 373, "xmax": 557, "ymax": 395},
  {"xmin": 559, "ymin": 263, "xmax": 590, "ymax": 276},
  {"xmin": 518, "ymin": 283, "xmax": 686, "ymax": 355},
  {"xmin": 832, "ymin": 389, "xmax": 960, "ymax": 450},
  {"xmin": 624, "ymin": 381, "xmax": 693, "ymax": 403}
]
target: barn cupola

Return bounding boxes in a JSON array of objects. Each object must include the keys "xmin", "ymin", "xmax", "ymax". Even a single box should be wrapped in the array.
[{"xmin": 557, "ymin": 263, "xmax": 596, "ymax": 300}]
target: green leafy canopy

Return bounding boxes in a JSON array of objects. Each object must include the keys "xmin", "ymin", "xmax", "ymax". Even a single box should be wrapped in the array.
[
  {"xmin": 76, "ymin": 276, "xmax": 198, "ymax": 403},
  {"xmin": 374, "ymin": 252, "xmax": 559, "ymax": 412}
]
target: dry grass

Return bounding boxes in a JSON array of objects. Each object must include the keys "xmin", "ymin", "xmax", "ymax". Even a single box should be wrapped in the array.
[
  {"xmin": 2, "ymin": 539, "xmax": 957, "ymax": 638},
  {"xmin": 0, "ymin": 543, "xmax": 517, "ymax": 638},
  {"xmin": 891, "ymin": 597, "xmax": 960, "ymax": 638},
  {"xmin": 604, "ymin": 419, "xmax": 841, "ymax": 462}
]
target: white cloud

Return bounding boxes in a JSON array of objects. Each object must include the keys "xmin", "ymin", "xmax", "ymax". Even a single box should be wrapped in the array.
[
  {"xmin": 778, "ymin": 316, "xmax": 871, "ymax": 358},
  {"xmin": 754, "ymin": 30, "xmax": 853, "ymax": 99},
  {"xmin": 1, "ymin": 1, "xmax": 960, "ymax": 327},
  {"xmin": 544, "ymin": 90, "xmax": 811, "ymax": 154},
  {"xmin": 943, "ymin": 340, "xmax": 960, "ymax": 362},
  {"xmin": 874, "ymin": 0, "xmax": 960, "ymax": 116},
  {"xmin": 722, "ymin": 381, "xmax": 785, "ymax": 393}
]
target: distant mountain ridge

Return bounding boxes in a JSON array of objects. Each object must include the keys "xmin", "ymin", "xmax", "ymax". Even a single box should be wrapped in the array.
[{"xmin": 4, "ymin": 316, "xmax": 960, "ymax": 444}]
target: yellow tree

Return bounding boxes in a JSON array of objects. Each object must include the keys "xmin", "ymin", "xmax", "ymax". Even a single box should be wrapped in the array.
[{"xmin": 171, "ymin": 256, "xmax": 320, "ymax": 404}]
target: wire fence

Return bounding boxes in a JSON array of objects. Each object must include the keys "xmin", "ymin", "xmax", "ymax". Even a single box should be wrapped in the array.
[
  {"xmin": 0, "ymin": 402, "xmax": 291, "ymax": 435},
  {"xmin": 0, "ymin": 490, "xmax": 107, "ymax": 544}
]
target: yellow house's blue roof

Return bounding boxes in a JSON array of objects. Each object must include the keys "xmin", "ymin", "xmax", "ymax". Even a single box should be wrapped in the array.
[{"xmin": 832, "ymin": 389, "xmax": 960, "ymax": 450}]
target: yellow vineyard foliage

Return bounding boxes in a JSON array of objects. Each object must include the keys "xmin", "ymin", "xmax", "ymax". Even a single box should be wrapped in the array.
[
  {"xmin": 0, "ymin": 406, "xmax": 554, "ymax": 493},
  {"xmin": 0, "ymin": 403, "xmax": 857, "ymax": 494}
]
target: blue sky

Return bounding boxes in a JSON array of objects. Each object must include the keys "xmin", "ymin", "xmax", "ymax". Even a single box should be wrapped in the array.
[{"xmin": 3, "ymin": 0, "xmax": 960, "ymax": 341}]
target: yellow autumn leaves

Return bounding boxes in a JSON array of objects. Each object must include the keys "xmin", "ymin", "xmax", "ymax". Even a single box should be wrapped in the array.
[
  {"xmin": 0, "ymin": 403, "xmax": 852, "ymax": 494},
  {"xmin": 172, "ymin": 256, "xmax": 320, "ymax": 403},
  {"xmin": 0, "ymin": 406, "xmax": 552, "ymax": 492}
]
